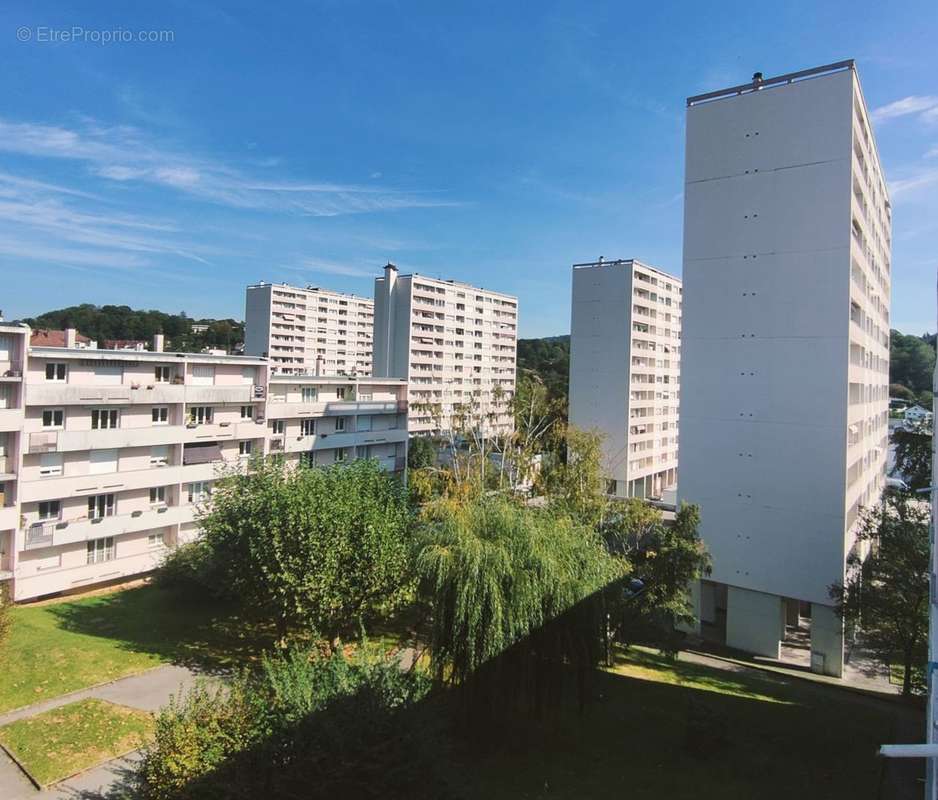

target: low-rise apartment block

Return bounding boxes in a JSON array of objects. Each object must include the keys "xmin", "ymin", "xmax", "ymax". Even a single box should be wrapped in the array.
[
  {"xmin": 0, "ymin": 328, "xmax": 408, "ymax": 602},
  {"xmin": 373, "ymin": 264, "xmax": 518, "ymax": 436},
  {"xmin": 245, "ymin": 282, "xmax": 374, "ymax": 376},
  {"xmin": 266, "ymin": 374, "xmax": 408, "ymax": 472},
  {"xmin": 569, "ymin": 258, "xmax": 681, "ymax": 500}
]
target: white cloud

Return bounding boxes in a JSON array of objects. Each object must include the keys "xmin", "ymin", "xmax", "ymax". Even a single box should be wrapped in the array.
[
  {"xmin": 871, "ymin": 95, "xmax": 938, "ymax": 123},
  {"xmin": 889, "ymin": 168, "xmax": 938, "ymax": 198},
  {"xmin": 0, "ymin": 117, "xmax": 458, "ymax": 217},
  {"xmin": 291, "ymin": 258, "xmax": 376, "ymax": 278}
]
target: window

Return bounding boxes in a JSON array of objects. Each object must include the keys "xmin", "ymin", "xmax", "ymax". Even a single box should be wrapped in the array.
[
  {"xmin": 334, "ymin": 417, "xmax": 346, "ymax": 432},
  {"xmin": 358, "ymin": 392, "xmax": 372, "ymax": 402},
  {"xmin": 149, "ymin": 486, "xmax": 166, "ymax": 506},
  {"xmin": 152, "ymin": 406, "xmax": 169, "ymax": 425},
  {"xmin": 334, "ymin": 448, "xmax": 347, "ymax": 463},
  {"xmin": 91, "ymin": 408, "xmax": 119, "ymax": 430},
  {"xmin": 38, "ymin": 500, "xmax": 60, "ymax": 520},
  {"xmin": 336, "ymin": 387, "xmax": 347, "ymax": 400},
  {"xmin": 188, "ymin": 481, "xmax": 211, "ymax": 503},
  {"xmin": 271, "ymin": 420, "xmax": 285, "ymax": 435},
  {"xmin": 87, "ymin": 493, "xmax": 115, "ymax": 520},
  {"xmin": 154, "ymin": 366, "xmax": 171, "ymax": 383},
  {"xmin": 89, "ymin": 449, "xmax": 118, "ymax": 474},
  {"xmin": 239, "ymin": 440, "xmax": 252, "ymax": 458},
  {"xmin": 301, "ymin": 387, "xmax": 318, "ymax": 403},
  {"xmin": 147, "ymin": 532, "xmax": 165, "ymax": 548},
  {"xmin": 240, "ymin": 405, "xmax": 253, "ymax": 420},
  {"xmin": 45, "ymin": 362, "xmax": 67, "ymax": 381},
  {"xmin": 300, "ymin": 419, "xmax": 316, "ymax": 436},
  {"xmin": 188, "ymin": 406, "xmax": 213, "ymax": 425},
  {"xmin": 150, "ymin": 445, "xmax": 170, "ymax": 467},
  {"xmin": 191, "ymin": 365, "xmax": 215, "ymax": 386},
  {"xmin": 42, "ymin": 408, "xmax": 64, "ymax": 429},
  {"xmin": 39, "ymin": 453, "xmax": 63, "ymax": 477},
  {"xmin": 86, "ymin": 537, "xmax": 115, "ymax": 564}
]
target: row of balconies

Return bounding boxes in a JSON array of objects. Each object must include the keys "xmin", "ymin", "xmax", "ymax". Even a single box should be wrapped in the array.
[
  {"xmin": 26, "ymin": 420, "xmax": 267, "ymax": 455},
  {"xmin": 24, "ymin": 503, "xmax": 197, "ymax": 550},
  {"xmin": 26, "ymin": 383, "xmax": 266, "ymax": 407}
]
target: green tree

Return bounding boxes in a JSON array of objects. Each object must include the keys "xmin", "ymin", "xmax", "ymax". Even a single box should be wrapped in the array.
[
  {"xmin": 890, "ymin": 330, "xmax": 936, "ymax": 395},
  {"xmin": 892, "ymin": 421, "xmax": 933, "ymax": 491},
  {"xmin": 605, "ymin": 502, "xmax": 711, "ymax": 655},
  {"xmin": 414, "ymin": 497, "xmax": 625, "ymax": 717},
  {"xmin": 407, "ymin": 436, "xmax": 437, "ymax": 470},
  {"xmin": 540, "ymin": 425, "xmax": 608, "ymax": 527},
  {"xmin": 199, "ymin": 458, "xmax": 414, "ymax": 648},
  {"xmin": 889, "ymin": 383, "xmax": 916, "ymax": 404},
  {"xmin": 830, "ymin": 492, "xmax": 930, "ymax": 696}
]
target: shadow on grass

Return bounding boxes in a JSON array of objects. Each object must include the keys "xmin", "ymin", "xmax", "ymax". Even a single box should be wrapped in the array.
[{"xmin": 45, "ymin": 584, "xmax": 279, "ymax": 676}]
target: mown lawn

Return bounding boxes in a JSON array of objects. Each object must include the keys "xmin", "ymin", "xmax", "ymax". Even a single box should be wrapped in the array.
[
  {"xmin": 0, "ymin": 698, "xmax": 154, "ymax": 786},
  {"xmin": 0, "ymin": 584, "xmax": 274, "ymax": 713},
  {"xmin": 455, "ymin": 647, "xmax": 913, "ymax": 800},
  {"xmin": 0, "ymin": 583, "xmax": 417, "ymax": 713}
]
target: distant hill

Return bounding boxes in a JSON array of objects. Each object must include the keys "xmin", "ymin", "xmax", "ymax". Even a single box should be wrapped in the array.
[
  {"xmin": 21, "ymin": 304, "xmax": 244, "ymax": 354},
  {"xmin": 517, "ymin": 334, "xmax": 570, "ymax": 412}
]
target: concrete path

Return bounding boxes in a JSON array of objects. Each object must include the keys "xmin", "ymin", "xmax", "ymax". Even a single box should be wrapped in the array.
[{"xmin": 0, "ymin": 664, "xmax": 207, "ymax": 800}]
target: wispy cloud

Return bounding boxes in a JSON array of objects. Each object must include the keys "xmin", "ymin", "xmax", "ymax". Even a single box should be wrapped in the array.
[
  {"xmin": 0, "ymin": 117, "xmax": 459, "ymax": 217},
  {"xmin": 289, "ymin": 258, "xmax": 378, "ymax": 279},
  {"xmin": 890, "ymin": 168, "xmax": 938, "ymax": 198},
  {"xmin": 871, "ymin": 96, "xmax": 938, "ymax": 123}
]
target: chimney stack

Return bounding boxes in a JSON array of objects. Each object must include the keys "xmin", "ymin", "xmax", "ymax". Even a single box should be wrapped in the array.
[
  {"xmin": 152, "ymin": 333, "xmax": 165, "ymax": 353},
  {"xmin": 65, "ymin": 328, "xmax": 77, "ymax": 349}
]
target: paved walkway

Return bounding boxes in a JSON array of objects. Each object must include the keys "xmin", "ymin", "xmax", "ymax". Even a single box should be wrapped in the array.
[{"xmin": 0, "ymin": 665, "xmax": 205, "ymax": 800}]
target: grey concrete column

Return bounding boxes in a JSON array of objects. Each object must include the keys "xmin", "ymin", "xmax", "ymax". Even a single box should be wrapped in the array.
[
  {"xmin": 810, "ymin": 603, "xmax": 844, "ymax": 678},
  {"xmin": 725, "ymin": 586, "xmax": 784, "ymax": 658}
]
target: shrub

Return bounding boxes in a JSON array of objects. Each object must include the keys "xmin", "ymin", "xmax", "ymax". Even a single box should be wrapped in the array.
[
  {"xmin": 151, "ymin": 540, "xmax": 215, "ymax": 594},
  {"xmin": 135, "ymin": 647, "xmax": 441, "ymax": 799}
]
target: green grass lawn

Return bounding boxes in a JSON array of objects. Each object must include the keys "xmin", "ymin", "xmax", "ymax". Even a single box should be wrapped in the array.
[
  {"xmin": 0, "ymin": 584, "xmax": 275, "ymax": 713},
  {"xmin": 0, "ymin": 583, "xmax": 417, "ymax": 714},
  {"xmin": 454, "ymin": 646, "xmax": 914, "ymax": 800},
  {"xmin": 0, "ymin": 698, "xmax": 154, "ymax": 786}
]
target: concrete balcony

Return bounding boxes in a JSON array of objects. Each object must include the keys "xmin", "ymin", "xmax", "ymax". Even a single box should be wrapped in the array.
[
  {"xmin": 265, "ymin": 399, "xmax": 403, "ymax": 420},
  {"xmin": 42, "ymin": 504, "xmax": 197, "ymax": 548},
  {"xmin": 26, "ymin": 383, "xmax": 264, "ymax": 407},
  {"xmin": 27, "ymin": 383, "xmax": 187, "ymax": 406},
  {"xmin": 46, "ymin": 420, "xmax": 266, "ymax": 453},
  {"xmin": 0, "ymin": 505, "xmax": 18, "ymax": 532},
  {"xmin": 19, "ymin": 460, "xmax": 228, "ymax": 503},
  {"xmin": 0, "ymin": 407, "xmax": 24, "ymax": 432},
  {"xmin": 283, "ymin": 427, "xmax": 408, "ymax": 454}
]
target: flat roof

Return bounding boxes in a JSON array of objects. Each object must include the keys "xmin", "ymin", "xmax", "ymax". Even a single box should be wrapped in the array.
[
  {"xmin": 378, "ymin": 270, "xmax": 517, "ymax": 301},
  {"xmin": 572, "ymin": 258, "xmax": 681, "ymax": 283},
  {"xmin": 247, "ymin": 281, "xmax": 373, "ymax": 302},
  {"xmin": 686, "ymin": 60, "xmax": 854, "ymax": 106}
]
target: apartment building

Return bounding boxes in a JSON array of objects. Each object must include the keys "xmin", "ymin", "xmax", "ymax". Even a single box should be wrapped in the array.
[
  {"xmin": 373, "ymin": 264, "xmax": 518, "ymax": 436},
  {"xmin": 0, "ymin": 328, "xmax": 408, "ymax": 602},
  {"xmin": 0, "ymin": 324, "xmax": 29, "ymax": 584},
  {"xmin": 569, "ymin": 259, "xmax": 681, "ymax": 500},
  {"xmin": 678, "ymin": 61, "xmax": 891, "ymax": 677},
  {"xmin": 266, "ymin": 374, "xmax": 408, "ymax": 472},
  {"xmin": 245, "ymin": 282, "xmax": 374, "ymax": 376}
]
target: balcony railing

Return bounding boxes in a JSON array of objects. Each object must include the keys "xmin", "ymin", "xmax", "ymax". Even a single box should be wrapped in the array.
[
  {"xmin": 28, "ymin": 431, "xmax": 58, "ymax": 454},
  {"xmin": 25, "ymin": 523, "xmax": 56, "ymax": 550}
]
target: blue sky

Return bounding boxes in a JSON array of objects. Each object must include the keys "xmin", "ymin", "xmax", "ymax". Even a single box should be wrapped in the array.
[{"xmin": 0, "ymin": 1, "xmax": 935, "ymax": 337}]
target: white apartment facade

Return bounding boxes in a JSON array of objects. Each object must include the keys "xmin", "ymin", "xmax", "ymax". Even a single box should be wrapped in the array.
[
  {"xmin": 0, "ymin": 328, "xmax": 408, "ymax": 602},
  {"xmin": 373, "ymin": 264, "xmax": 518, "ymax": 436},
  {"xmin": 569, "ymin": 259, "xmax": 681, "ymax": 500},
  {"xmin": 266, "ymin": 374, "xmax": 408, "ymax": 472},
  {"xmin": 245, "ymin": 282, "xmax": 374, "ymax": 376},
  {"xmin": 678, "ymin": 61, "xmax": 891, "ymax": 677}
]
